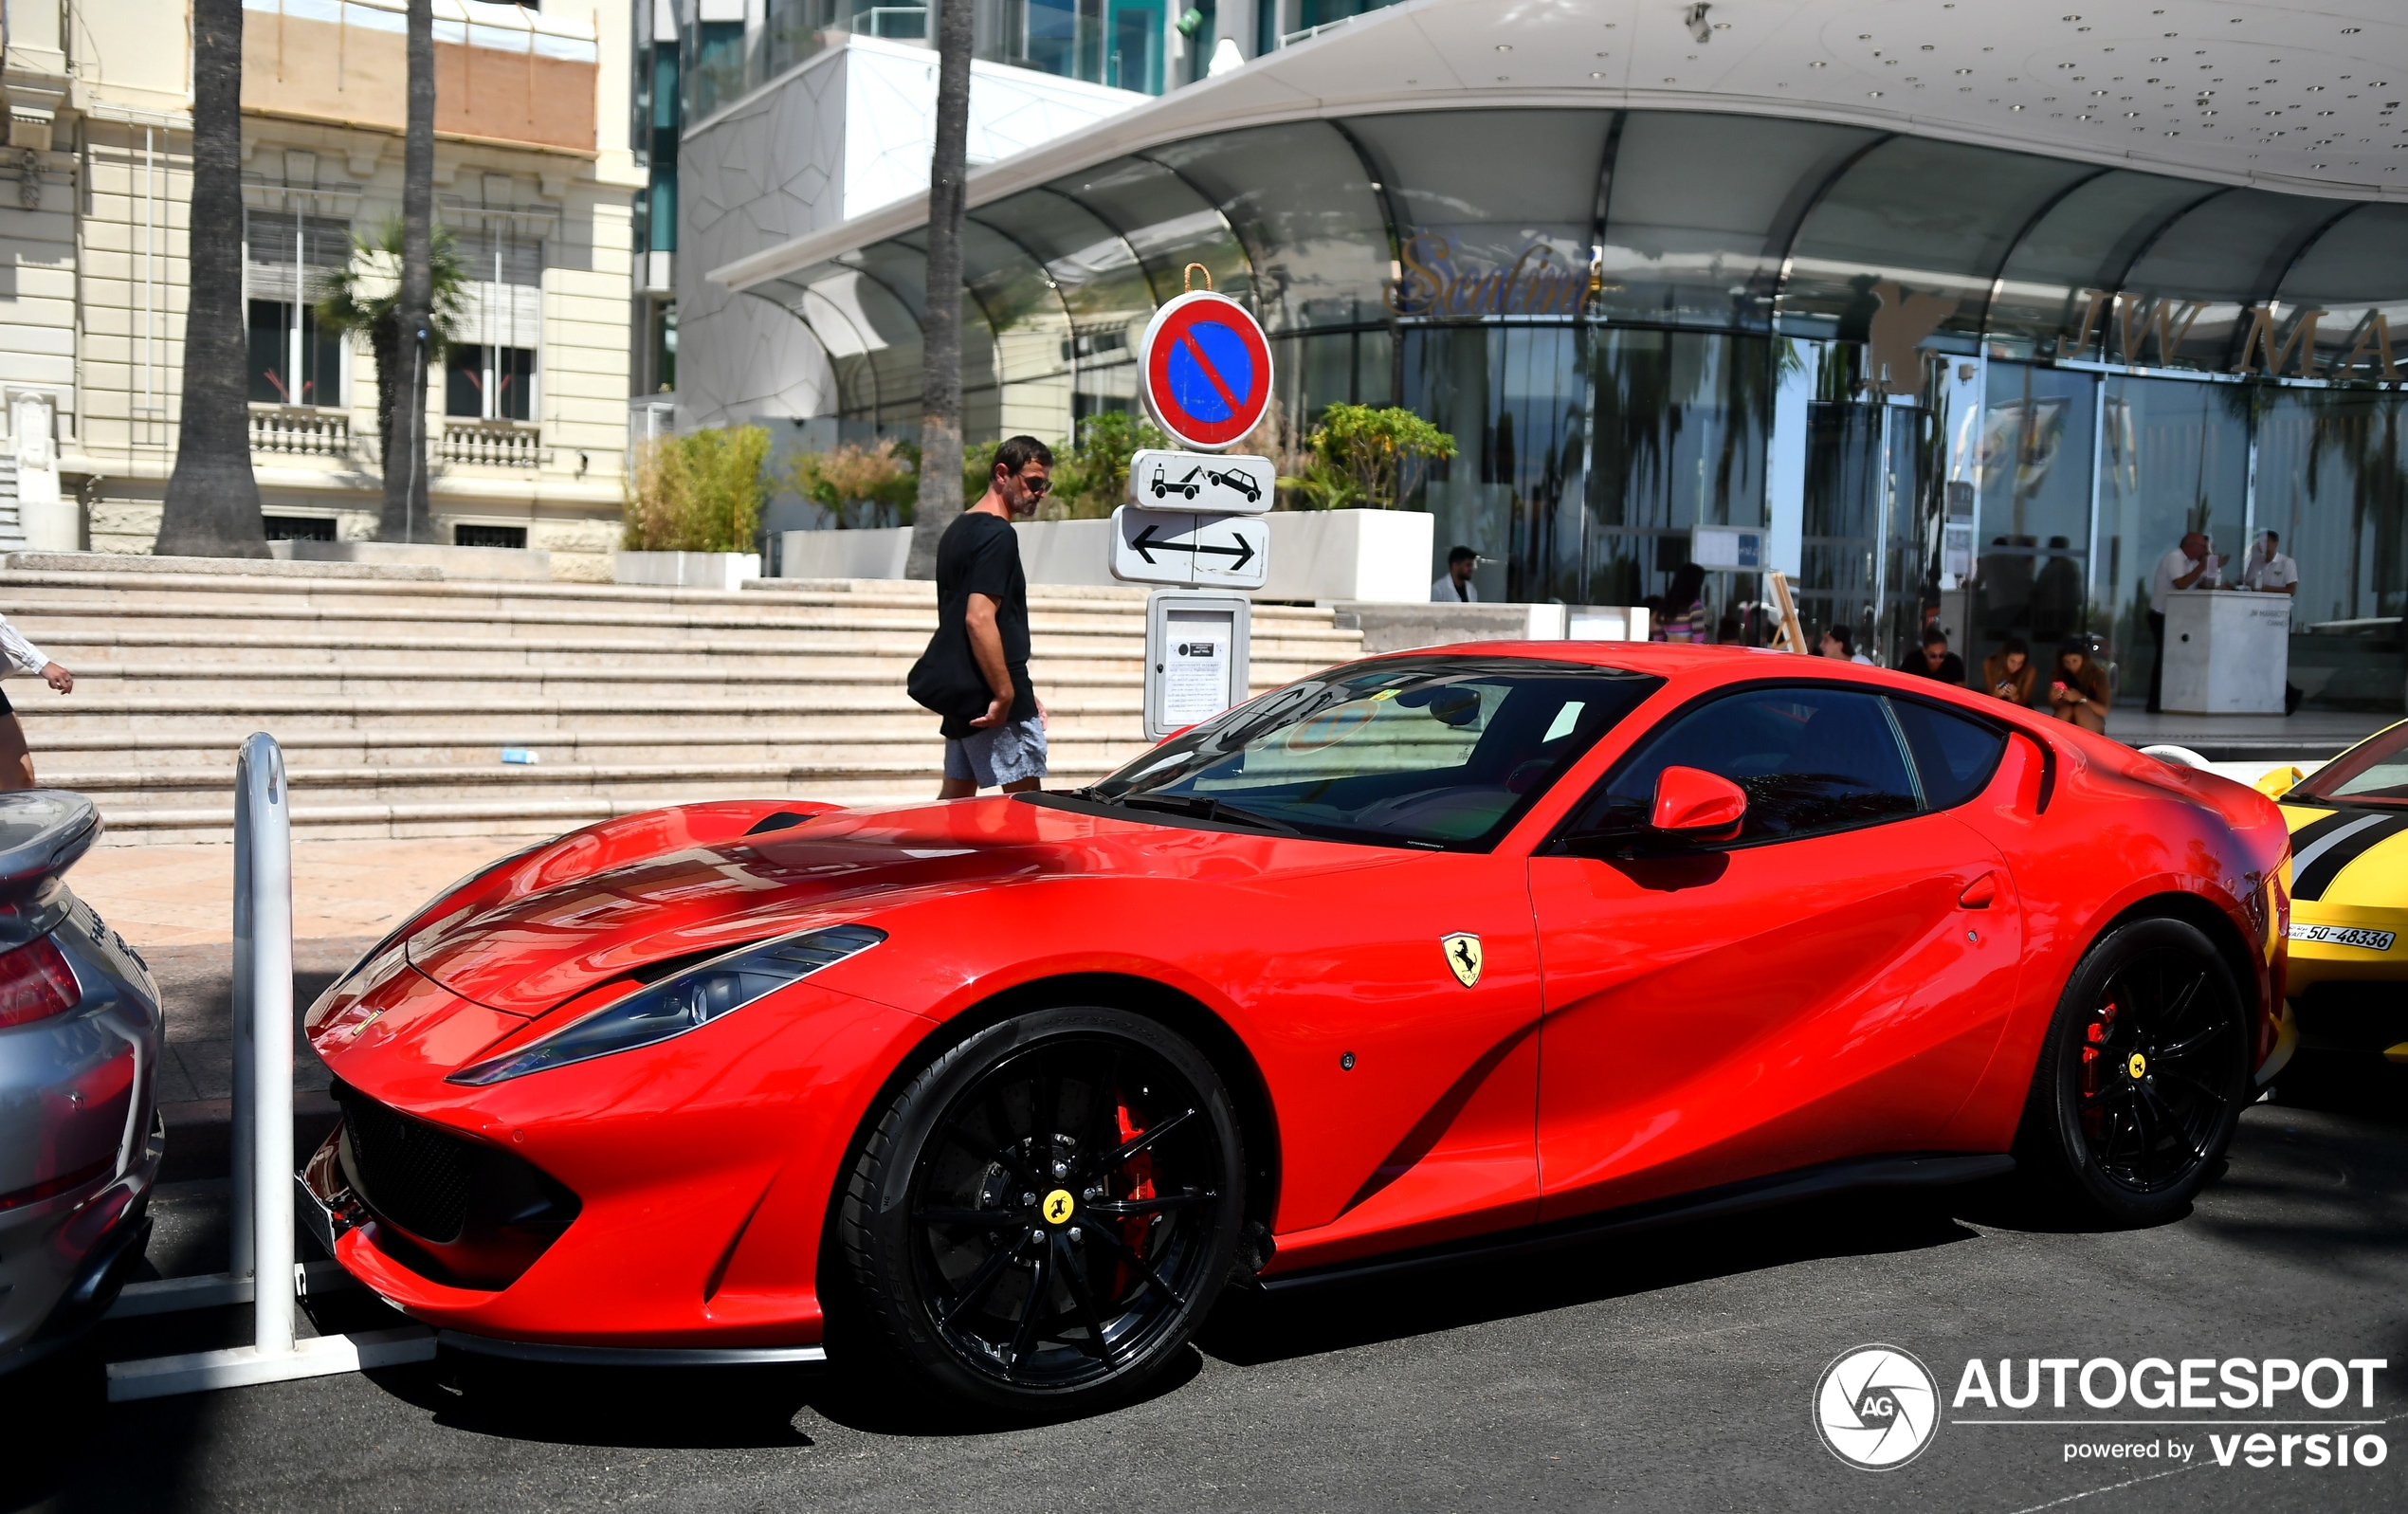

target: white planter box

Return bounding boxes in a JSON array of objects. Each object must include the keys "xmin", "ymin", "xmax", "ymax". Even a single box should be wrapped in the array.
[
  {"xmin": 756, "ymin": 511, "xmax": 1437, "ymax": 604},
  {"xmin": 614, "ymin": 551, "xmax": 763, "ymax": 591},
  {"xmin": 1010, "ymin": 509, "xmax": 1433, "ymax": 602},
  {"xmin": 775, "ymin": 527, "xmax": 911, "ymax": 579}
]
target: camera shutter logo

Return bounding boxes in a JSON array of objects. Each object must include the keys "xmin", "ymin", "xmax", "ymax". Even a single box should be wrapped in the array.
[{"xmin": 1815, "ymin": 1344, "xmax": 1940, "ymax": 1469}]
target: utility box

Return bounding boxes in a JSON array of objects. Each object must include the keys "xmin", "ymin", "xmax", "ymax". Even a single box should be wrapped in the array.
[
  {"xmin": 2162, "ymin": 590, "xmax": 2291, "ymax": 715},
  {"xmin": 1145, "ymin": 591, "xmax": 1252, "ymax": 740}
]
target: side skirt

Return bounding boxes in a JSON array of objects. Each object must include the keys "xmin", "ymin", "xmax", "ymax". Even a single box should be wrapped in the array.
[
  {"xmin": 435, "ymin": 1331, "xmax": 827, "ymax": 1367},
  {"xmin": 1256, "ymin": 1153, "xmax": 2016, "ymax": 1294}
]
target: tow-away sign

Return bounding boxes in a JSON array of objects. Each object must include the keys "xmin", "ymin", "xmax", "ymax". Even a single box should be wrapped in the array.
[
  {"xmin": 1127, "ymin": 449, "xmax": 1274, "ymax": 514},
  {"xmin": 1109, "ymin": 506, "xmax": 1269, "ymax": 591}
]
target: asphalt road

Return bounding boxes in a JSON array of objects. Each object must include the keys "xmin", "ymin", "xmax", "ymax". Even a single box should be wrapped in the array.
[{"xmin": 6, "ymin": 1051, "xmax": 2403, "ymax": 1514}]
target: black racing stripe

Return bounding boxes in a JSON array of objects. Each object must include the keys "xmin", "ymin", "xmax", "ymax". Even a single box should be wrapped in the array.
[{"xmin": 2294, "ymin": 812, "xmax": 2408, "ymax": 902}]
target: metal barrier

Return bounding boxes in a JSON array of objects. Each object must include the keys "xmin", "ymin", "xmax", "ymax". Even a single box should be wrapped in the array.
[{"xmin": 105, "ymin": 734, "xmax": 435, "ymax": 1400}]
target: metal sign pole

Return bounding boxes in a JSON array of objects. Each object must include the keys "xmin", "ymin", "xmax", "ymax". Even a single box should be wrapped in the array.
[{"xmin": 106, "ymin": 735, "xmax": 433, "ymax": 1401}]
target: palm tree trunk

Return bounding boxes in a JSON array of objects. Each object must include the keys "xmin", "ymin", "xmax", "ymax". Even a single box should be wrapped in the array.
[
  {"xmin": 156, "ymin": 0, "xmax": 268, "ymax": 558},
  {"xmin": 903, "ymin": 0, "xmax": 975, "ymax": 580},
  {"xmin": 381, "ymin": 0, "xmax": 436, "ymax": 541}
]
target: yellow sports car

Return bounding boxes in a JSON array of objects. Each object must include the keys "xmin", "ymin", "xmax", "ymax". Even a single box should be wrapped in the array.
[{"xmin": 2260, "ymin": 722, "xmax": 2408, "ymax": 1065}]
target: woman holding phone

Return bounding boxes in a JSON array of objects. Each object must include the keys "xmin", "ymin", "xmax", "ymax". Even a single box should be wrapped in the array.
[
  {"xmin": 1981, "ymin": 636, "xmax": 2036, "ymax": 706},
  {"xmin": 2048, "ymin": 638, "xmax": 2111, "ymax": 733}
]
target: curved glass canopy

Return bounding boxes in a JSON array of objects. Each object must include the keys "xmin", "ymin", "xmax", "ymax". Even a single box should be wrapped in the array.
[{"xmin": 737, "ymin": 107, "xmax": 2408, "ymax": 430}]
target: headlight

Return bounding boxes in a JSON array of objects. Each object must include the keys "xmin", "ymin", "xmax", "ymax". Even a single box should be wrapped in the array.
[{"xmin": 446, "ymin": 923, "xmax": 886, "ymax": 1086}]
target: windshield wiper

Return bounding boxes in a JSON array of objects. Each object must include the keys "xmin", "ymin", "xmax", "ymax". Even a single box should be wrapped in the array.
[{"xmin": 1111, "ymin": 793, "xmax": 1303, "ymax": 835}]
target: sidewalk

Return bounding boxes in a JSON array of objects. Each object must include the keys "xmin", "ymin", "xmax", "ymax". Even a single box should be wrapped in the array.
[{"xmin": 2105, "ymin": 709, "xmax": 2393, "ymax": 760}]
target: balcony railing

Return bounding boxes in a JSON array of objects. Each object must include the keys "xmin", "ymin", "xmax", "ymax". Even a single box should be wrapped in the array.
[
  {"xmin": 248, "ymin": 405, "xmax": 353, "ymax": 458},
  {"xmin": 442, "ymin": 420, "xmax": 542, "ymax": 468}
]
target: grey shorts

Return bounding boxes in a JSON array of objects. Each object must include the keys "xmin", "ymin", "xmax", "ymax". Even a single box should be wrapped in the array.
[{"xmin": 944, "ymin": 714, "xmax": 1048, "ymax": 789}]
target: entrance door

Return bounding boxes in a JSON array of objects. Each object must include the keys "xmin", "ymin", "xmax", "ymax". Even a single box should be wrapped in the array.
[
  {"xmin": 1526, "ymin": 684, "xmax": 2023, "ymax": 1223},
  {"xmin": 1797, "ymin": 363, "xmax": 1935, "ymax": 668}
]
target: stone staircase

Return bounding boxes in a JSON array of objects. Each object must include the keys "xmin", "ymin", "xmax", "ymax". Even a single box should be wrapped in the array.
[{"xmin": 0, "ymin": 562, "xmax": 1365, "ymax": 844}]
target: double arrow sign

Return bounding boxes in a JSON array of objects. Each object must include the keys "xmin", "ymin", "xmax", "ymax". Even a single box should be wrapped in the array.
[
  {"xmin": 1128, "ymin": 520, "xmax": 1256, "ymax": 573},
  {"xmin": 1108, "ymin": 449, "xmax": 1274, "ymax": 592}
]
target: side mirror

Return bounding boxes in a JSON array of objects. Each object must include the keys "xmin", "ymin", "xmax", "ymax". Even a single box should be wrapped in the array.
[{"xmin": 1651, "ymin": 766, "xmax": 1746, "ymax": 838}]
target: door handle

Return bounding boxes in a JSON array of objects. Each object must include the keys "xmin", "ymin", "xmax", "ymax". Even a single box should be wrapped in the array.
[{"xmin": 1959, "ymin": 872, "xmax": 1998, "ymax": 909}]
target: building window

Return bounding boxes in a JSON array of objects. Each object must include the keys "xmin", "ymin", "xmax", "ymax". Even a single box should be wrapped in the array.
[
  {"xmin": 455, "ymin": 523, "xmax": 529, "ymax": 549},
  {"xmin": 648, "ymin": 303, "xmax": 678, "ymax": 393},
  {"xmin": 246, "ymin": 301, "xmax": 344, "ymax": 407},
  {"xmin": 245, "ymin": 210, "xmax": 352, "ymax": 408},
  {"xmin": 263, "ymin": 516, "xmax": 338, "ymax": 542},
  {"xmin": 447, "ymin": 345, "xmax": 538, "ymax": 421}
]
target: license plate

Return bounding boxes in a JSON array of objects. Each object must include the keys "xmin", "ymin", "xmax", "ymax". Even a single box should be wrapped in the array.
[{"xmin": 2288, "ymin": 922, "xmax": 2397, "ymax": 951}]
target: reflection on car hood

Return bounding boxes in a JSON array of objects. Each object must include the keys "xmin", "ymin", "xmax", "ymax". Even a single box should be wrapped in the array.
[{"xmin": 404, "ymin": 797, "xmax": 1356, "ymax": 1016}]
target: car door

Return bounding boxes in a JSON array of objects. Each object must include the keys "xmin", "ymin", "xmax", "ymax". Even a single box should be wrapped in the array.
[{"xmin": 1526, "ymin": 684, "xmax": 2022, "ymax": 1224}]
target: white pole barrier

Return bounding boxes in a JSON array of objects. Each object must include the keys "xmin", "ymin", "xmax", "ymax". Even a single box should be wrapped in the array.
[
  {"xmin": 227, "ymin": 738, "xmax": 259, "ymax": 1293},
  {"xmin": 245, "ymin": 734, "xmax": 295, "ymax": 1358},
  {"xmin": 106, "ymin": 735, "xmax": 433, "ymax": 1400}
]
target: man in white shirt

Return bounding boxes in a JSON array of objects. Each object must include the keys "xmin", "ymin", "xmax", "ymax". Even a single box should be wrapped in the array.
[
  {"xmin": 2243, "ymin": 530, "xmax": 2299, "ymax": 594},
  {"xmin": 2145, "ymin": 531, "xmax": 2224, "ymax": 713},
  {"xmin": 1432, "ymin": 545, "xmax": 1480, "ymax": 603},
  {"xmin": 2242, "ymin": 530, "xmax": 2305, "ymax": 715},
  {"xmin": 0, "ymin": 611, "xmax": 73, "ymax": 789}
]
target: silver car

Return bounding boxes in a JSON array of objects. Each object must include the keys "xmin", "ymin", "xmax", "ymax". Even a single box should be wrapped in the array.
[{"xmin": 0, "ymin": 792, "xmax": 163, "ymax": 1373}]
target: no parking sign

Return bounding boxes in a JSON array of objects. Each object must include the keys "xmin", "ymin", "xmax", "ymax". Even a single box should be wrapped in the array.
[{"xmin": 1138, "ymin": 287, "xmax": 1273, "ymax": 451}]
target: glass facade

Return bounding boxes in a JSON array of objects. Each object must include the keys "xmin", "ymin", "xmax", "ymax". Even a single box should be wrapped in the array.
[
  {"xmin": 678, "ymin": 0, "xmax": 1193, "ymax": 123},
  {"xmin": 740, "ymin": 107, "xmax": 2408, "ymax": 711}
]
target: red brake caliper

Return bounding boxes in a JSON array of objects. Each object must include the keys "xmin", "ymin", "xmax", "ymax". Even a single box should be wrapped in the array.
[
  {"xmin": 1111, "ymin": 1100, "xmax": 1158, "ymax": 1300},
  {"xmin": 2082, "ymin": 999, "xmax": 2117, "ymax": 1129}
]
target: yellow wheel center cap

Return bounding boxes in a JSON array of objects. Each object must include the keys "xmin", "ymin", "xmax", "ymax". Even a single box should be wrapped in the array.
[
  {"xmin": 2127, "ymin": 1051, "xmax": 2148, "ymax": 1080},
  {"xmin": 1042, "ymin": 1189, "xmax": 1076, "ymax": 1225}
]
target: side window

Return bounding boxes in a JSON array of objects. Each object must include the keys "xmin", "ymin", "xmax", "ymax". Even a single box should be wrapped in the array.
[
  {"xmin": 1886, "ymin": 698, "xmax": 2008, "ymax": 811},
  {"xmin": 1568, "ymin": 686, "xmax": 1923, "ymax": 843}
]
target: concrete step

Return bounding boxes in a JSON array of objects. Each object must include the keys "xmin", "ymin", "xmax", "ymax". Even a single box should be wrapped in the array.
[
  {"xmin": 7, "ymin": 565, "xmax": 1363, "ymax": 844},
  {"xmin": 21, "ymin": 723, "xmax": 1143, "ymax": 766},
  {"xmin": 61, "ymin": 747, "xmax": 1153, "ymax": 802},
  {"xmin": 29, "ymin": 632, "xmax": 1352, "ymax": 672}
]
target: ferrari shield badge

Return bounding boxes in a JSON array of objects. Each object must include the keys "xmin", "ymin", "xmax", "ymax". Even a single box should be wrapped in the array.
[{"xmin": 1441, "ymin": 933, "xmax": 1483, "ymax": 987}]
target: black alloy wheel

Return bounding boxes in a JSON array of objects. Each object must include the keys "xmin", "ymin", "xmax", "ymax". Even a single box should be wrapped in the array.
[
  {"xmin": 838, "ymin": 1007, "xmax": 1245, "ymax": 1413},
  {"xmin": 2019, "ymin": 917, "xmax": 2250, "ymax": 1225}
]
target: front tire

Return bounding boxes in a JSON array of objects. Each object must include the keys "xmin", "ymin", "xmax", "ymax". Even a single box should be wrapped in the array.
[
  {"xmin": 2016, "ymin": 917, "xmax": 2250, "ymax": 1226},
  {"xmin": 837, "ymin": 1006, "xmax": 1245, "ymax": 1414}
]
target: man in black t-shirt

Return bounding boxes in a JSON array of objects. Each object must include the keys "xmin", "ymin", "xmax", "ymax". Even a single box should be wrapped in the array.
[
  {"xmin": 1906, "ymin": 627, "xmax": 1967, "ymax": 685},
  {"xmin": 927, "ymin": 435, "xmax": 1053, "ymax": 797}
]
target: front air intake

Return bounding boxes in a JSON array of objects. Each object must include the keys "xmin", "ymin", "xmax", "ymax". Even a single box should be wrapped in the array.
[{"xmin": 329, "ymin": 1081, "xmax": 580, "ymax": 1289}]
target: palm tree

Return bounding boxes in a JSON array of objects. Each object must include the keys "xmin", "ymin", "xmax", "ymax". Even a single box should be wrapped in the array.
[
  {"xmin": 318, "ymin": 219, "xmax": 466, "ymax": 493},
  {"xmin": 155, "ymin": 0, "xmax": 268, "ymax": 557},
  {"xmin": 383, "ymin": 0, "xmax": 437, "ymax": 541},
  {"xmin": 903, "ymin": 0, "xmax": 976, "ymax": 579}
]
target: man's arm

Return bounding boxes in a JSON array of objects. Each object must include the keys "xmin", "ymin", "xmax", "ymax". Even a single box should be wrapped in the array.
[
  {"xmin": 2172, "ymin": 556, "xmax": 2208, "ymax": 590},
  {"xmin": 963, "ymin": 593, "xmax": 1015, "ymax": 729}
]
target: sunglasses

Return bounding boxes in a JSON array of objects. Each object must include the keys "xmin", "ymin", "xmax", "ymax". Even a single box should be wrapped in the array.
[{"xmin": 1013, "ymin": 473, "xmax": 1051, "ymax": 497}]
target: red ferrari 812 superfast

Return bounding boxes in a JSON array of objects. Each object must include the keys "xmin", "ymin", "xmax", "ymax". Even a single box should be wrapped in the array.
[{"xmin": 301, "ymin": 645, "xmax": 2290, "ymax": 1414}]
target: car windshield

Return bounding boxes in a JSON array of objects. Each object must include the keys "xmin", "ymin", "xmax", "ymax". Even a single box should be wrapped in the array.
[
  {"xmin": 2289, "ymin": 723, "xmax": 2408, "ymax": 809},
  {"xmin": 1085, "ymin": 658, "xmax": 1664, "ymax": 848}
]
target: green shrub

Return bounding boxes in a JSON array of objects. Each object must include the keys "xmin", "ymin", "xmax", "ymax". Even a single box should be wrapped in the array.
[
  {"xmin": 624, "ymin": 425, "xmax": 772, "ymax": 551},
  {"xmin": 790, "ymin": 439, "xmax": 917, "ymax": 529},
  {"xmin": 1055, "ymin": 410, "xmax": 1168, "ymax": 519},
  {"xmin": 1292, "ymin": 404, "xmax": 1456, "ymax": 509}
]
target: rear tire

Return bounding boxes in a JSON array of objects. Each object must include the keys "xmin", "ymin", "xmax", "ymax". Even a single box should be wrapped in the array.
[
  {"xmin": 836, "ymin": 1006, "xmax": 1244, "ymax": 1415},
  {"xmin": 2015, "ymin": 917, "xmax": 2250, "ymax": 1226}
]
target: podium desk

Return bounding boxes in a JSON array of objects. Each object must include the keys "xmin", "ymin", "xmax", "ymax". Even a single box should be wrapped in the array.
[{"xmin": 2162, "ymin": 590, "xmax": 2292, "ymax": 715}]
